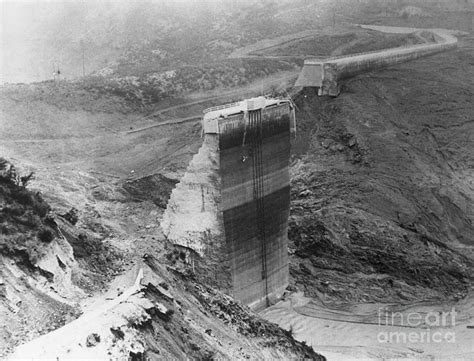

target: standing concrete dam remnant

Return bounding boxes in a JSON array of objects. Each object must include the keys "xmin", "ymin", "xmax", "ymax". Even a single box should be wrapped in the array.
[
  {"xmin": 161, "ymin": 96, "xmax": 296, "ymax": 310},
  {"xmin": 295, "ymin": 27, "xmax": 458, "ymax": 96}
]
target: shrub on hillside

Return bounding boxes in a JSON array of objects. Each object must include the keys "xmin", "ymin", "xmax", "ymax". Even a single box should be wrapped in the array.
[
  {"xmin": 37, "ymin": 227, "xmax": 55, "ymax": 243},
  {"xmin": 0, "ymin": 158, "xmax": 57, "ymax": 264},
  {"xmin": 0, "ymin": 158, "xmax": 35, "ymax": 189}
]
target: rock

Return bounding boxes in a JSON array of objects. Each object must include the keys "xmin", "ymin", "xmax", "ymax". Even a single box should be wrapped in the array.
[
  {"xmin": 408, "ymin": 347, "xmax": 424, "ymax": 354},
  {"xmin": 86, "ymin": 333, "xmax": 101, "ymax": 347},
  {"xmin": 60, "ymin": 207, "xmax": 79, "ymax": 225},
  {"xmin": 396, "ymin": 290, "xmax": 411, "ymax": 301},
  {"xmin": 155, "ymin": 302, "xmax": 173, "ymax": 321},
  {"xmin": 129, "ymin": 351, "xmax": 144, "ymax": 360},
  {"xmin": 110, "ymin": 326, "xmax": 125, "ymax": 339},
  {"xmin": 205, "ymin": 329, "xmax": 212, "ymax": 336},
  {"xmin": 348, "ymin": 136, "xmax": 357, "ymax": 147},
  {"xmin": 159, "ymin": 281, "xmax": 169, "ymax": 290},
  {"xmin": 299, "ymin": 189, "xmax": 313, "ymax": 197},
  {"xmin": 321, "ymin": 139, "xmax": 331, "ymax": 149}
]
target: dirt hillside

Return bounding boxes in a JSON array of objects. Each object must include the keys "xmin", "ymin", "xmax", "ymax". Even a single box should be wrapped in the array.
[{"xmin": 288, "ymin": 37, "xmax": 474, "ymax": 304}]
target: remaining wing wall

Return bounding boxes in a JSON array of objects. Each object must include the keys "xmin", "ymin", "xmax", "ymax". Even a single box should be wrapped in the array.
[{"xmin": 295, "ymin": 28, "xmax": 458, "ymax": 96}]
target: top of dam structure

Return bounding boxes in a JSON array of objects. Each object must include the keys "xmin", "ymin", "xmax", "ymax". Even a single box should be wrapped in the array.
[{"xmin": 202, "ymin": 96, "xmax": 295, "ymax": 134}]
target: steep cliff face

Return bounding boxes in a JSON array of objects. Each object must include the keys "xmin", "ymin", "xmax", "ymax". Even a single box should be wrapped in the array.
[
  {"xmin": 161, "ymin": 134, "xmax": 222, "ymax": 255},
  {"xmin": 160, "ymin": 134, "xmax": 231, "ymax": 290}
]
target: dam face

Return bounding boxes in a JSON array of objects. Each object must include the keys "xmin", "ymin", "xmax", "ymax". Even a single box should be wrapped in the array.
[{"xmin": 162, "ymin": 97, "xmax": 295, "ymax": 310}]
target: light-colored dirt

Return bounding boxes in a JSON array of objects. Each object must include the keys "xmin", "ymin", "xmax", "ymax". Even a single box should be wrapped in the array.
[{"xmin": 261, "ymin": 291, "xmax": 474, "ymax": 360}]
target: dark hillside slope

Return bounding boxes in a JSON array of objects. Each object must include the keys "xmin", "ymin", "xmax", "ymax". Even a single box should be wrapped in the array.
[{"xmin": 289, "ymin": 45, "xmax": 474, "ymax": 304}]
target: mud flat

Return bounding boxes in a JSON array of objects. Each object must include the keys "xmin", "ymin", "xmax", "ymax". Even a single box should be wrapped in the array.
[{"xmin": 261, "ymin": 292, "xmax": 474, "ymax": 361}]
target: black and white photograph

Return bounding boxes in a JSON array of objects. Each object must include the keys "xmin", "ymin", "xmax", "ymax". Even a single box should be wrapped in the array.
[{"xmin": 1, "ymin": 0, "xmax": 473, "ymax": 359}]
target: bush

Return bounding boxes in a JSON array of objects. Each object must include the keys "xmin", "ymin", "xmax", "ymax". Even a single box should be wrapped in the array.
[
  {"xmin": 13, "ymin": 189, "xmax": 33, "ymax": 205},
  {"xmin": 38, "ymin": 227, "xmax": 55, "ymax": 243},
  {"xmin": 0, "ymin": 158, "xmax": 35, "ymax": 188},
  {"xmin": 20, "ymin": 172, "xmax": 34, "ymax": 187}
]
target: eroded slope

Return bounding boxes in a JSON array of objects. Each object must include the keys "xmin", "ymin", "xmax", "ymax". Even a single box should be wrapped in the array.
[{"xmin": 289, "ymin": 44, "xmax": 474, "ymax": 304}]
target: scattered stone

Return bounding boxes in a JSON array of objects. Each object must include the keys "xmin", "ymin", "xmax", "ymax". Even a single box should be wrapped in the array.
[
  {"xmin": 408, "ymin": 347, "xmax": 424, "ymax": 354},
  {"xmin": 299, "ymin": 189, "xmax": 313, "ymax": 197},
  {"xmin": 321, "ymin": 139, "xmax": 331, "ymax": 149},
  {"xmin": 348, "ymin": 136, "xmax": 357, "ymax": 147},
  {"xmin": 396, "ymin": 290, "xmax": 411, "ymax": 301},
  {"xmin": 110, "ymin": 326, "xmax": 125, "ymax": 339},
  {"xmin": 129, "ymin": 351, "xmax": 144, "ymax": 361},
  {"xmin": 60, "ymin": 207, "xmax": 79, "ymax": 225},
  {"xmin": 155, "ymin": 302, "xmax": 174, "ymax": 321},
  {"xmin": 86, "ymin": 333, "xmax": 101, "ymax": 347}
]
